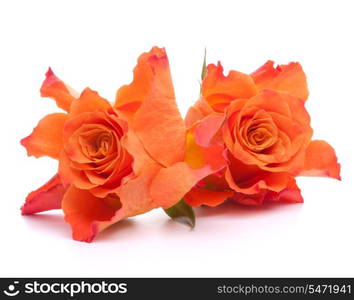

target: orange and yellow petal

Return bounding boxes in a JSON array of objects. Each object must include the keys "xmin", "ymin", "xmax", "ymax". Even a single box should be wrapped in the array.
[
  {"xmin": 21, "ymin": 113, "xmax": 67, "ymax": 159},
  {"xmin": 115, "ymin": 47, "xmax": 186, "ymax": 167},
  {"xmin": 251, "ymin": 60, "xmax": 309, "ymax": 101},
  {"xmin": 300, "ymin": 140, "xmax": 341, "ymax": 179},
  {"xmin": 40, "ymin": 68, "xmax": 78, "ymax": 111},
  {"xmin": 21, "ymin": 174, "xmax": 66, "ymax": 215},
  {"xmin": 185, "ymin": 114, "xmax": 226, "ymax": 170},
  {"xmin": 150, "ymin": 114, "xmax": 227, "ymax": 209}
]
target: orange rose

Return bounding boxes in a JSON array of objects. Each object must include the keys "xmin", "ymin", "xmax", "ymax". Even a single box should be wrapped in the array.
[
  {"xmin": 184, "ymin": 61, "xmax": 340, "ymax": 206},
  {"xmin": 21, "ymin": 47, "xmax": 219, "ymax": 242}
]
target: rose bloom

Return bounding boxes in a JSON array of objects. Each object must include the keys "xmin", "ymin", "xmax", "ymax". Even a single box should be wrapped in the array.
[
  {"xmin": 21, "ymin": 47, "xmax": 220, "ymax": 242},
  {"xmin": 184, "ymin": 61, "xmax": 341, "ymax": 206}
]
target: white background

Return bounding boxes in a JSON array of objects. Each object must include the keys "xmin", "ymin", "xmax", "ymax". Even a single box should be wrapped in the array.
[{"xmin": 0, "ymin": 0, "xmax": 353, "ymax": 277}]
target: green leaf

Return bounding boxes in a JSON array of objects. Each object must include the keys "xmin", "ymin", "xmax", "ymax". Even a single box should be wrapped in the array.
[
  {"xmin": 164, "ymin": 200, "xmax": 196, "ymax": 229},
  {"xmin": 201, "ymin": 48, "xmax": 207, "ymax": 81}
]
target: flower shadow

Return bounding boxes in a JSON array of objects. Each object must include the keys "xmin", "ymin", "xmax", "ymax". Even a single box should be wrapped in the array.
[
  {"xmin": 23, "ymin": 213, "xmax": 70, "ymax": 239},
  {"xmin": 94, "ymin": 219, "xmax": 137, "ymax": 243},
  {"xmin": 195, "ymin": 200, "xmax": 303, "ymax": 219}
]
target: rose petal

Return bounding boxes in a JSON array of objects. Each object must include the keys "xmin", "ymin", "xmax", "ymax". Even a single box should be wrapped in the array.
[
  {"xmin": 224, "ymin": 154, "xmax": 292, "ymax": 194},
  {"xmin": 62, "ymin": 186, "xmax": 122, "ymax": 242},
  {"xmin": 300, "ymin": 140, "xmax": 341, "ymax": 179},
  {"xmin": 150, "ymin": 115, "xmax": 227, "ymax": 208},
  {"xmin": 276, "ymin": 177, "xmax": 304, "ymax": 203},
  {"xmin": 193, "ymin": 114, "xmax": 225, "ymax": 147},
  {"xmin": 121, "ymin": 129, "xmax": 157, "ymax": 173},
  {"xmin": 201, "ymin": 62, "xmax": 257, "ymax": 112},
  {"xmin": 185, "ymin": 97, "xmax": 214, "ymax": 128},
  {"xmin": 251, "ymin": 60, "xmax": 309, "ymax": 101},
  {"xmin": 62, "ymin": 165, "xmax": 160, "ymax": 242},
  {"xmin": 69, "ymin": 88, "xmax": 111, "ymax": 117},
  {"xmin": 21, "ymin": 113, "xmax": 67, "ymax": 159},
  {"xmin": 150, "ymin": 162, "xmax": 198, "ymax": 209},
  {"xmin": 21, "ymin": 174, "xmax": 66, "ymax": 215},
  {"xmin": 231, "ymin": 178, "xmax": 303, "ymax": 205},
  {"xmin": 184, "ymin": 187, "xmax": 233, "ymax": 207},
  {"xmin": 231, "ymin": 191, "xmax": 267, "ymax": 206},
  {"xmin": 40, "ymin": 68, "xmax": 78, "ymax": 111},
  {"xmin": 115, "ymin": 47, "xmax": 185, "ymax": 167}
]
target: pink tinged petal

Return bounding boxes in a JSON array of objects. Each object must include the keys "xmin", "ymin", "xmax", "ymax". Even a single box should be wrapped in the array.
[
  {"xmin": 266, "ymin": 178, "xmax": 304, "ymax": 203},
  {"xmin": 232, "ymin": 177, "xmax": 304, "ymax": 206},
  {"xmin": 21, "ymin": 174, "xmax": 67, "ymax": 215},
  {"xmin": 185, "ymin": 97, "xmax": 215, "ymax": 128},
  {"xmin": 231, "ymin": 191, "xmax": 267, "ymax": 206},
  {"xmin": 40, "ymin": 68, "xmax": 78, "ymax": 112}
]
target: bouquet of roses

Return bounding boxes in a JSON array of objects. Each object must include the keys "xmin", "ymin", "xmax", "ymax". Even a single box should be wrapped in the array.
[{"xmin": 21, "ymin": 47, "xmax": 340, "ymax": 242}]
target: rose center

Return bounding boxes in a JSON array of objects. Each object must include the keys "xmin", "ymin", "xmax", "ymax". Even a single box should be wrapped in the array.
[
  {"xmin": 96, "ymin": 133, "xmax": 112, "ymax": 156},
  {"xmin": 246, "ymin": 125, "xmax": 274, "ymax": 149},
  {"xmin": 80, "ymin": 131, "xmax": 114, "ymax": 160},
  {"xmin": 239, "ymin": 111, "xmax": 278, "ymax": 152}
]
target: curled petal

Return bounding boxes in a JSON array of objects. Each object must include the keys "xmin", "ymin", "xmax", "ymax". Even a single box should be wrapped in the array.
[
  {"xmin": 184, "ymin": 187, "xmax": 233, "ymax": 207},
  {"xmin": 21, "ymin": 113, "xmax": 67, "ymax": 159},
  {"xmin": 232, "ymin": 177, "xmax": 303, "ymax": 206},
  {"xmin": 69, "ymin": 88, "xmax": 111, "ymax": 117},
  {"xmin": 40, "ymin": 68, "xmax": 78, "ymax": 111},
  {"xmin": 276, "ymin": 177, "xmax": 304, "ymax": 203},
  {"xmin": 59, "ymin": 150, "xmax": 95, "ymax": 189},
  {"xmin": 224, "ymin": 154, "xmax": 292, "ymax": 194},
  {"xmin": 62, "ymin": 186, "xmax": 122, "ymax": 242},
  {"xmin": 300, "ymin": 140, "xmax": 341, "ymax": 180},
  {"xmin": 21, "ymin": 174, "xmax": 66, "ymax": 215},
  {"xmin": 115, "ymin": 47, "xmax": 185, "ymax": 167},
  {"xmin": 231, "ymin": 190, "xmax": 267, "ymax": 206},
  {"xmin": 251, "ymin": 60, "xmax": 309, "ymax": 100},
  {"xmin": 201, "ymin": 62, "xmax": 257, "ymax": 112},
  {"xmin": 63, "ymin": 165, "xmax": 160, "ymax": 242}
]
